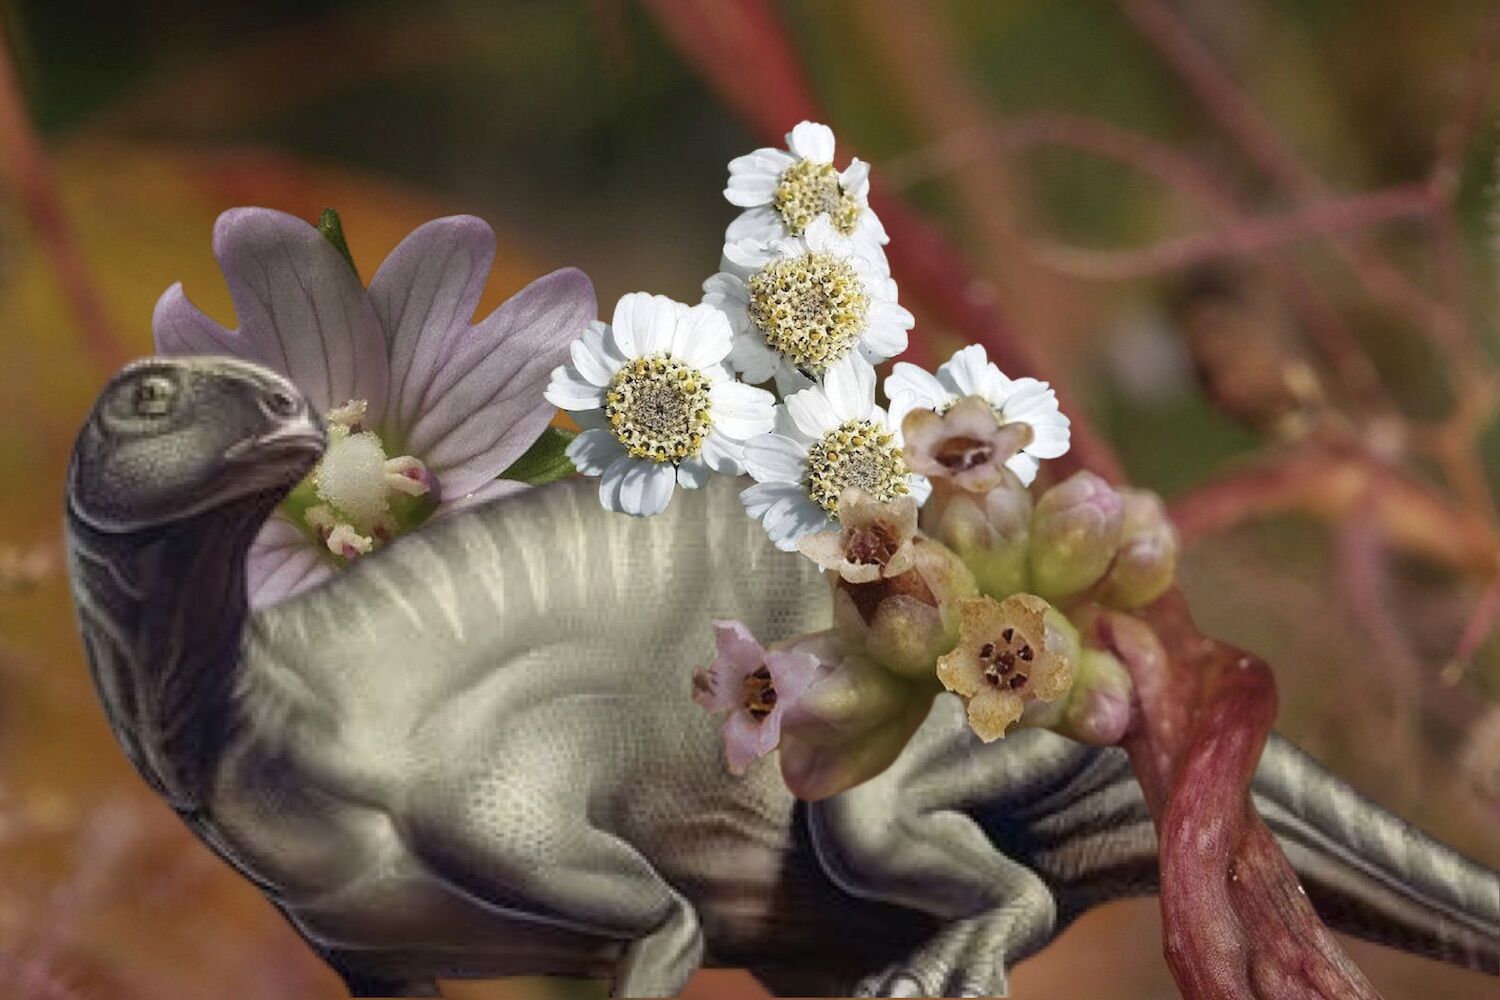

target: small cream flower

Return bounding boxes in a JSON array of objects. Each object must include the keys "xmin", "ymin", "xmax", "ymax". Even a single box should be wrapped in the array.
[
  {"xmin": 703, "ymin": 216, "xmax": 912, "ymax": 392},
  {"xmin": 902, "ymin": 395, "xmax": 1036, "ymax": 494},
  {"xmin": 887, "ymin": 345, "xmax": 1071, "ymax": 485},
  {"xmin": 936, "ymin": 594, "xmax": 1074, "ymax": 742},
  {"xmin": 546, "ymin": 292, "xmax": 775, "ymax": 517},
  {"xmin": 741, "ymin": 355, "xmax": 930, "ymax": 551},
  {"xmin": 723, "ymin": 120, "xmax": 888, "ymax": 249},
  {"xmin": 797, "ymin": 487, "xmax": 918, "ymax": 584}
]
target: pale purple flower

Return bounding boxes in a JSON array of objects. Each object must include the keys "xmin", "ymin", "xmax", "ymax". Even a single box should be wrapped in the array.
[
  {"xmin": 154, "ymin": 207, "xmax": 595, "ymax": 607},
  {"xmin": 692, "ymin": 620, "xmax": 821, "ymax": 774}
]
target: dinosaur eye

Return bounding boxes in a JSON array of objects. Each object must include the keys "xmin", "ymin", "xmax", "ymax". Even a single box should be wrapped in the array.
[
  {"xmin": 263, "ymin": 388, "xmax": 299, "ymax": 417},
  {"xmin": 131, "ymin": 375, "xmax": 177, "ymax": 417}
]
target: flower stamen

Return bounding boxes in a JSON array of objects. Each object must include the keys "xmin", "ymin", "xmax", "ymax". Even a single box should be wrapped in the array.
[
  {"xmin": 774, "ymin": 159, "xmax": 861, "ymax": 236},
  {"xmin": 747, "ymin": 252, "xmax": 869, "ymax": 376},
  {"xmin": 804, "ymin": 419, "xmax": 910, "ymax": 514},
  {"xmin": 605, "ymin": 354, "xmax": 713, "ymax": 462}
]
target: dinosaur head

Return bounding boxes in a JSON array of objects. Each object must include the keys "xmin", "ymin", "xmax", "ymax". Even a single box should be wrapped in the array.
[{"xmin": 68, "ymin": 357, "xmax": 325, "ymax": 534}]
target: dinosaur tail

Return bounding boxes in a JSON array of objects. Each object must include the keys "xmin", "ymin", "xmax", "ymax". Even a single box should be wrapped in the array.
[{"xmin": 991, "ymin": 736, "xmax": 1499, "ymax": 975}]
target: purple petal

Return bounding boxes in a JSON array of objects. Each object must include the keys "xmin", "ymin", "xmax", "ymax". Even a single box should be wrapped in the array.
[
  {"xmin": 431, "ymin": 477, "xmax": 531, "ymax": 518},
  {"xmin": 246, "ymin": 517, "xmax": 334, "ymax": 609},
  {"xmin": 712, "ymin": 619, "xmax": 767, "ymax": 673},
  {"xmin": 209, "ymin": 208, "xmax": 389, "ymax": 421},
  {"xmin": 152, "ymin": 283, "xmax": 246, "ymax": 358},
  {"xmin": 407, "ymin": 268, "xmax": 596, "ymax": 498},
  {"xmin": 368, "ymin": 216, "xmax": 496, "ymax": 438},
  {"xmin": 722, "ymin": 711, "xmax": 779, "ymax": 774}
]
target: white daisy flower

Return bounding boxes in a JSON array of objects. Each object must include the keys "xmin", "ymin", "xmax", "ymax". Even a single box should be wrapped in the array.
[
  {"xmin": 703, "ymin": 215, "xmax": 913, "ymax": 393},
  {"xmin": 724, "ymin": 120, "xmax": 888, "ymax": 250},
  {"xmin": 741, "ymin": 354, "xmax": 931, "ymax": 551},
  {"xmin": 546, "ymin": 292, "xmax": 776, "ymax": 517},
  {"xmin": 886, "ymin": 345, "xmax": 1071, "ymax": 486}
]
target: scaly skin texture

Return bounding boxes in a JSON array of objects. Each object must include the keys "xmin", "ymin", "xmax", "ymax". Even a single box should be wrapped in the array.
[{"xmin": 67, "ymin": 359, "xmax": 1499, "ymax": 997}]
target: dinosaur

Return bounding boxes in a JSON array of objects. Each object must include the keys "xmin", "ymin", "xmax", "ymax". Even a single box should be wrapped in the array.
[{"xmin": 65, "ymin": 356, "xmax": 1500, "ymax": 998}]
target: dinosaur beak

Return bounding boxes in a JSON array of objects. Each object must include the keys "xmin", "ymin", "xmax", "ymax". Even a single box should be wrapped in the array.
[{"xmin": 224, "ymin": 414, "xmax": 326, "ymax": 466}]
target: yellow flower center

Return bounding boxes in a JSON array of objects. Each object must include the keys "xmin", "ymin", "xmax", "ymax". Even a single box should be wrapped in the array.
[
  {"xmin": 606, "ymin": 354, "xmax": 713, "ymax": 462},
  {"xmin": 773, "ymin": 159, "xmax": 861, "ymax": 236},
  {"xmin": 805, "ymin": 419, "xmax": 910, "ymax": 514},
  {"xmin": 747, "ymin": 252, "xmax": 870, "ymax": 377}
]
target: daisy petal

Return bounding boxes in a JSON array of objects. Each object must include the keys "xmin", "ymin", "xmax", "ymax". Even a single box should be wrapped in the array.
[
  {"xmin": 1007, "ymin": 452, "xmax": 1042, "ymax": 486},
  {"xmin": 725, "ymin": 206, "xmax": 787, "ymax": 245},
  {"xmin": 209, "ymin": 208, "xmax": 390, "ymax": 420},
  {"xmin": 617, "ymin": 458, "xmax": 677, "ymax": 516},
  {"xmin": 787, "ymin": 121, "xmax": 836, "ymax": 164},
  {"xmin": 566, "ymin": 428, "xmax": 627, "ymax": 476},
  {"xmin": 709, "ymin": 381, "xmax": 776, "ymax": 440},
  {"xmin": 744, "ymin": 433, "xmax": 807, "ymax": 484},
  {"xmin": 839, "ymin": 158, "xmax": 871, "ymax": 199},
  {"xmin": 612, "ymin": 292, "xmax": 681, "ymax": 359},
  {"xmin": 763, "ymin": 495, "xmax": 834, "ymax": 551},
  {"xmin": 544, "ymin": 365, "xmax": 607, "ymax": 410},
  {"xmin": 410, "ymin": 267, "xmax": 595, "ymax": 498},
  {"xmin": 368, "ymin": 215, "xmax": 495, "ymax": 436},
  {"xmin": 823, "ymin": 354, "xmax": 876, "ymax": 423},
  {"xmin": 701, "ymin": 432, "xmax": 747, "ymax": 475},
  {"xmin": 938, "ymin": 344, "xmax": 1001, "ymax": 400},
  {"xmin": 671, "ymin": 304, "xmax": 733, "ymax": 369},
  {"xmin": 677, "ymin": 455, "xmax": 712, "ymax": 489},
  {"xmin": 785, "ymin": 385, "xmax": 842, "ymax": 439},
  {"xmin": 741, "ymin": 480, "xmax": 806, "ymax": 519}
]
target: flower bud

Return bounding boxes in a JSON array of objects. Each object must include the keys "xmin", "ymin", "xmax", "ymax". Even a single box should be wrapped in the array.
[
  {"xmin": 902, "ymin": 396, "xmax": 1033, "ymax": 494},
  {"xmin": 777, "ymin": 633, "xmax": 936, "ymax": 801},
  {"xmin": 798, "ymin": 488, "xmax": 918, "ymax": 584},
  {"xmin": 1028, "ymin": 470, "xmax": 1123, "ymax": 603},
  {"xmin": 1055, "ymin": 648, "xmax": 1132, "ymax": 745},
  {"xmin": 1099, "ymin": 489, "xmax": 1178, "ymax": 609},
  {"xmin": 936, "ymin": 593, "xmax": 1077, "ymax": 742},
  {"xmin": 832, "ymin": 536, "xmax": 976, "ymax": 679},
  {"xmin": 920, "ymin": 471, "xmax": 1032, "ymax": 599}
]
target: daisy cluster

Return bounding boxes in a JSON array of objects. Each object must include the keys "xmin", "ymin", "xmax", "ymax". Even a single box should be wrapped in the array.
[
  {"xmin": 545, "ymin": 121, "xmax": 1070, "ymax": 548},
  {"xmin": 606, "ymin": 123, "xmax": 1183, "ymax": 794}
]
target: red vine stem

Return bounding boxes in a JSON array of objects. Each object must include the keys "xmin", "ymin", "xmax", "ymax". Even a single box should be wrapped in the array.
[{"xmin": 1100, "ymin": 600, "xmax": 1380, "ymax": 999}]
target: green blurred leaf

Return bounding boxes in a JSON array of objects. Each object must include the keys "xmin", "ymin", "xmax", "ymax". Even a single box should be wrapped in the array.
[{"xmin": 500, "ymin": 426, "xmax": 578, "ymax": 485}]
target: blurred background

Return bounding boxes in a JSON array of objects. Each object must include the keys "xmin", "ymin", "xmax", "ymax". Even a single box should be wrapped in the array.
[{"xmin": 1, "ymin": 0, "xmax": 1499, "ymax": 997}]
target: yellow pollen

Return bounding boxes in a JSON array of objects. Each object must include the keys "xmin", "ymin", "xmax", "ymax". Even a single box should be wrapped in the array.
[
  {"xmin": 605, "ymin": 354, "xmax": 714, "ymax": 461},
  {"xmin": 747, "ymin": 252, "xmax": 869, "ymax": 376},
  {"xmin": 773, "ymin": 159, "xmax": 861, "ymax": 236},
  {"xmin": 804, "ymin": 419, "xmax": 911, "ymax": 514}
]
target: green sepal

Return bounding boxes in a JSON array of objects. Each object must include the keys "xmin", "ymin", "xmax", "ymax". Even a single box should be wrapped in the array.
[
  {"xmin": 317, "ymin": 208, "xmax": 358, "ymax": 278},
  {"xmin": 499, "ymin": 427, "xmax": 578, "ymax": 486}
]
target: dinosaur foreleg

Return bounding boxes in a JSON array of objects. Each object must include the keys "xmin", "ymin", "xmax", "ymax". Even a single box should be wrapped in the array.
[{"xmin": 808, "ymin": 700, "xmax": 1058, "ymax": 998}]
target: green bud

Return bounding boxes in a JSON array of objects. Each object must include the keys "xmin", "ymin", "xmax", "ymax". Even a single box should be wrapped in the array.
[
  {"xmin": 1053, "ymin": 648, "xmax": 1132, "ymax": 745},
  {"xmin": 777, "ymin": 634, "xmax": 935, "ymax": 801},
  {"xmin": 1028, "ymin": 471, "xmax": 1124, "ymax": 603},
  {"xmin": 832, "ymin": 536, "xmax": 976, "ymax": 679},
  {"xmin": 317, "ymin": 207, "xmax": 358, "ymax": 277},
  {"xmin": 920, "ymin": 473, "xmax": 1032, "ymax": 599},
  {"xmin": 1099, "ymin": 489, "xmax": 1177, "ymax": 609}
]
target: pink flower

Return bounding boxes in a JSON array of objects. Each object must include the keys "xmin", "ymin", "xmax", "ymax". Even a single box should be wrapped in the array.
[
  {"xmin": 692, "ymin": 620, "xmax": 821, "ymax": 774},
  {"xmin": 154, "ymin": 208, "xmax": 595, "ymax": 607}
]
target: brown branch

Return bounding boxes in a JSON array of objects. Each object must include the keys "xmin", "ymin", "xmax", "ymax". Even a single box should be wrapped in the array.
[
  {"xmin": 0, "ymin": 21, "xmax": 127, "ymax": 375},
  {"xmin": 1168, "ymin": 436, "xmax": 1500, "ymax": 577},
  {"xmin": 1027, "ymin": 185, "xmax": 1436, "ymax": 281},
  {"xmin": 888, "ymin": 114, "xmax": 1392, "ymax": 414},
  {"xmin": 1116, "ymin": 0, "xmax": 1473, "ymax": 369}
]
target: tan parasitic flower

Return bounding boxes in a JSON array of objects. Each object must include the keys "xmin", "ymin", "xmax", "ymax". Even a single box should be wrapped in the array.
[
  {"xmin": 902, "ymin": 395, "xmax": 1035, "ymax": 494},
  {"xmin": 936, "ymin": 594, "xmax": 1075, "ymax": 742},
  {"xmin": 797, "ymin": 487, "xmax": 918, "ymax": 584}
]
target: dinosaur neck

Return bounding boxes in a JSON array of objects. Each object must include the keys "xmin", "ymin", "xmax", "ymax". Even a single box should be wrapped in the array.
[{"xmin": 67, "ymin": 492, "xmax": 278, "ymax": 812}]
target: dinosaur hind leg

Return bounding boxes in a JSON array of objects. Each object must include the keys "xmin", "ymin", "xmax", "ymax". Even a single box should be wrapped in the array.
[
  {"xmin": 406, "ymin": 777, "xmax": 703, "ymax": 998},
  {"xmin": 809, "ymin": 701, "xmax": 1058, "ymax": 997}
]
